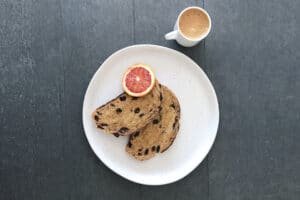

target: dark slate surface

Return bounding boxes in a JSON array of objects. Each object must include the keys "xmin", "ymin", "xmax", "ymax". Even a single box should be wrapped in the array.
[
  {"xmin": 0, "ymin": 0, "xmax": 299, "ymax": 199},
  {"xmin": 205, "ymin": 1, "xmax": 300, "ymax": 199}
]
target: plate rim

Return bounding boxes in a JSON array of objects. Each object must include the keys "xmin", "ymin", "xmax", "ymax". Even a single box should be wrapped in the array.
[{"xmin": 82, "ymin": 44, "xmax": 219, "ymax": 185}]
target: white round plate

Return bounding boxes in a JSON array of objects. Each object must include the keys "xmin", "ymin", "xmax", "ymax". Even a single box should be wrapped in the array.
[{"xmin": 82, "ymin": 44, "xmax": 219, "ymax": 185}]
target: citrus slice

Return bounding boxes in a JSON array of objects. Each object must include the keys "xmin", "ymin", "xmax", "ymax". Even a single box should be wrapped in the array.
[{"xmin": 122, "ymin": 64, "xmax": 156, "ymax": 97}]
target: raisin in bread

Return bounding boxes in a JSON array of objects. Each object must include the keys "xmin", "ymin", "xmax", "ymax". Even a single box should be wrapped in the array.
[
  {"xmin": 92, "ymin": 81, "xmax": 162, "ymax": 136},
  {"xmin": 126, "ymin": 85, "xmax": 180, "ymax": 160}
]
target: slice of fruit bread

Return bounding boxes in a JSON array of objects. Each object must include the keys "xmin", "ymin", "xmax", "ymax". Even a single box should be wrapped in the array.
[
  {"xmin": 126, "ymin": 85, "xmax": 181, "ymax": 160},
  {"xmin": 92, "ymin": 81, "xmax": 162, "ymax": 136}
]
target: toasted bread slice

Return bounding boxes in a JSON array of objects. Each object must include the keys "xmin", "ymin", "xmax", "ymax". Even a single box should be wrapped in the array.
[
  {"xmin": 126, "ymin": 85, "xmax": 180, "ymax": 160},
  {"xmin": 92, "ymin": 81, "xmax": 162, "ymax": 136}
]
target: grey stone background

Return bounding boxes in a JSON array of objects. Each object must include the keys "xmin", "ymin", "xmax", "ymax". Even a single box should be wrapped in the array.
[{"xmin": 0, "ymin": 0, "xmax": 299, "ymax": 199}]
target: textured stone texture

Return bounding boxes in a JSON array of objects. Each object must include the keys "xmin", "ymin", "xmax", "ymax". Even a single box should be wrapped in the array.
[{"xmin": 0, "ymin": 0, "xmax": 299, "ymax": 199}]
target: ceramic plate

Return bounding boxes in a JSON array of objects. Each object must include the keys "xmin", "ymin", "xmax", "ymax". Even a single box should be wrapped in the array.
[{"xmin": 82, "ymin": 44, "xmax": 219, "ymax": 185}]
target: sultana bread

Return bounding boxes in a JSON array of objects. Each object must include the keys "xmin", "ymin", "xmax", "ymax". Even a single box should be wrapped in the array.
[
  {"xmin": 126, "ymin": 85, "xmax": 180, "ymax": 160},
  {"xmin": 92, "ymin": 81, "xmax": 162, "ymax": 136}
]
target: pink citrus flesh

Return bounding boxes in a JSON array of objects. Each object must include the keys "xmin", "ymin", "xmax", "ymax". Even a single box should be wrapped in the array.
[{"xmin": 122, "ymin": 64, "xmax": 155, "ymax": 97}]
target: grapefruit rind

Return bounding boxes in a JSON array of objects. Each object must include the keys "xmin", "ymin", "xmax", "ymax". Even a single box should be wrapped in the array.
[{"xmin": 122, "ymin": 64, "xmax": 155, "ymax": 97}]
